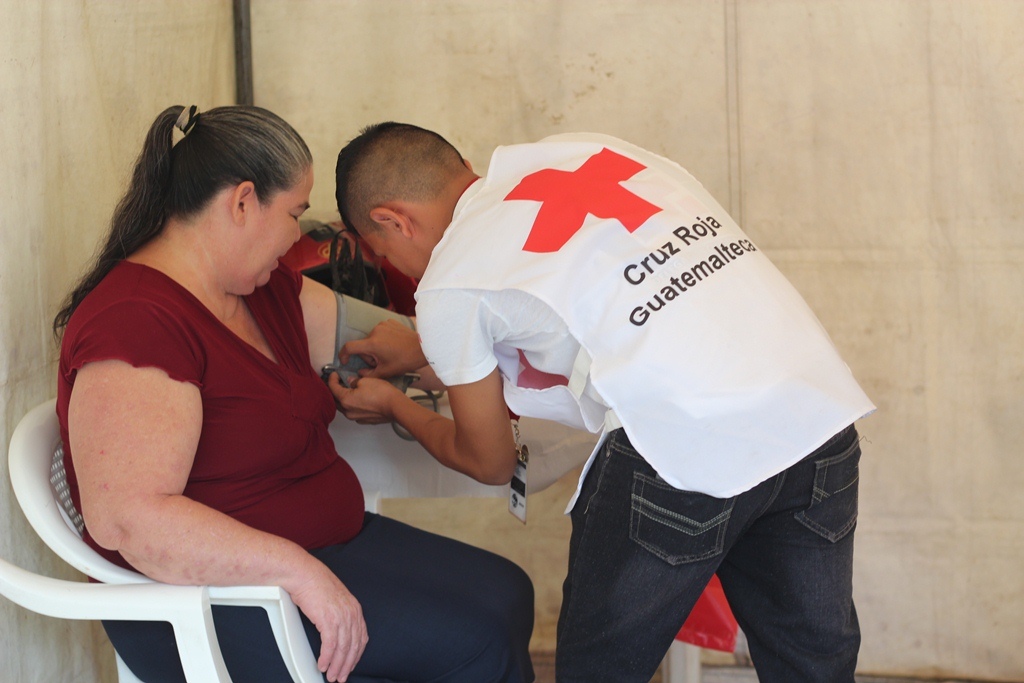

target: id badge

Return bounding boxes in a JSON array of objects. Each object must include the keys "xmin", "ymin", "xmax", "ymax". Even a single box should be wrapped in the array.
[{"xmin": 508, "ymin": 422, "xmax": 529, "ymax": 523}]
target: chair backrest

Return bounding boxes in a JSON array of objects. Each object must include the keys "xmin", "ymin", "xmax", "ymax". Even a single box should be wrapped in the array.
[
  {"xmin": 8, "ymin": 399, "xmax": 150, "ymax": 585},
  {"xmin": 50, "ymin": 442, "xmax": 84, "ymax": 535}
]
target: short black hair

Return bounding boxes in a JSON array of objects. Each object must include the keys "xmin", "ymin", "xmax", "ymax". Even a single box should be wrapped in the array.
[{"xmin": 335, "ymin": 122, "xmax": 465, "ymax": 235}]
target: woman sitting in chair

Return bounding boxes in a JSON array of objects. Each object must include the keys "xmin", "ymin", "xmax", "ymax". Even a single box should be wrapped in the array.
[{"xmin": 52, "ymin": 105, "xmax": 535, "ymax": 683}]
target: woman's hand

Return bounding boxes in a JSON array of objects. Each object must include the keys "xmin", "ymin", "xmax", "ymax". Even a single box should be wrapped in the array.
[
  {"xmin": 340, "ymin": 319, "xmax": 426, "ymax": 379},
  {"xmin": 287, "ymin": 563, "xmax": 368, "ymax": 682}
]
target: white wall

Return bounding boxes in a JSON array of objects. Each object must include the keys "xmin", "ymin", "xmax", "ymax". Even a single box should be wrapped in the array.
[
  {"xmin": 0, "ymin": 2, "xmax": 234, "ymax": 680},
  {"xmin": 1, "ymin": 1, "xmax": 1021, "ymax": 681},
  {"xmin": 253, "ymin": 1, "xmax": 1024, "ymax": 680}
]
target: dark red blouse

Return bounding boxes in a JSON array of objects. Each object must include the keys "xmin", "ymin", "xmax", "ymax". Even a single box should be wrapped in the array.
[{"xmin": 57, "ymin": 261, "xmax": 364, "ymax": 570}]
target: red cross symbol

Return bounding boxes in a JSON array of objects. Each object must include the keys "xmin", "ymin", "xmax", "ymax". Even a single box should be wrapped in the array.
[{"xmin": 504, "ymin": 147, "xmax": 662, "ymax": 253}]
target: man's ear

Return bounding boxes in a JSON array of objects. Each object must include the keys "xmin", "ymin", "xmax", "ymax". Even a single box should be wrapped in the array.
[
  {"xmin": 229, "ymin": 181, "xmax": 259, "ymax": 226},
  {"xmin": 463, "ymin": 157, "xmax": 475, "ymax": 173},
  {"xmin": 369, "ymin": 206, "xmax": 415, "ymax": 239}
]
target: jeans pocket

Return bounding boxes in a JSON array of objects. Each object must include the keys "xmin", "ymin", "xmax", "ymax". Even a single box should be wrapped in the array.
[
  {"xmin": 629, "ymin": 473, "xmax": 734, "ymax": 565},
  {"xmin": 794, "ymin": 438, "xmax": 861, "ymax": 543}
]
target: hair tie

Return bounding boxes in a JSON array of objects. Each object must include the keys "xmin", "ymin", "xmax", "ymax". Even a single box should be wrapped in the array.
[{"xmin": 172, "ymin": 105, "xmax": 200, "ymax": 146}]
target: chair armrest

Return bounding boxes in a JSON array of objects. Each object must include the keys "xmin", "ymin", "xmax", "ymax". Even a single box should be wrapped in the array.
[
  {"xmin": 1, "ymin": 558, "xmax": 324, "ymax": 682},
  {"xmin": 209, "ymin": 585, "xmax": 323, "ymax": 683},
  {"xmin": 0, "ymin": 556, "xmax": 230, "ymax": 680}
]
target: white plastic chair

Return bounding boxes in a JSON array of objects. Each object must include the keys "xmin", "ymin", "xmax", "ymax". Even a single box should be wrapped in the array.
[{"xmin": 0, "ymin": 399, "xmax": 325, "ymax": 682}]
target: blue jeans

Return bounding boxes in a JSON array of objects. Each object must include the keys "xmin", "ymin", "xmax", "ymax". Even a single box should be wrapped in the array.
[
  {"xmin": 556, "ymin": 426, "xmax": 862, "ymax": 683},
  {"xmin": 105, "ymin": 514, "xmax": 535, "ymax": 682}
]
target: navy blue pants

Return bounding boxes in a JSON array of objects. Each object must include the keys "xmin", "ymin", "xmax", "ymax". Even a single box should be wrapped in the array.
[
  {"xmin": 556, "ymin": 426, "xmax": 862, "ymax": 683},
  {"xmin": 105, "ymin": 514, "xmax": 535, "ymax": 682}
]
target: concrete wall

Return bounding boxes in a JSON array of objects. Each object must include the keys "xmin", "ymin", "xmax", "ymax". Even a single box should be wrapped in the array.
[
  {"xmin": 0, "ymin": 1, "xmax": 234, "ymax": 680},
  {"xmin": 252, "ymin": 1, "xmax": 1024, "ymax": 679},
  {"xmin": 1, "ymin": 1, "xmax": 1021, "ymax": 681}
]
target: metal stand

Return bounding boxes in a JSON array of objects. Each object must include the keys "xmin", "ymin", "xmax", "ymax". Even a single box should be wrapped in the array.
[
  {"xmin": 233, "ymin": 0, "xmax": 253, "ymax": 105},
  {"xmin": 662, "ymin": 641, "xmax": 702, "ymax": 683}
]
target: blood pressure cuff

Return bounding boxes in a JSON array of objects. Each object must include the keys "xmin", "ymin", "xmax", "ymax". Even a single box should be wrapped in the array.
[{"xmin": 325, "ymin": 292, "xmax": 416, "ymax": 389}]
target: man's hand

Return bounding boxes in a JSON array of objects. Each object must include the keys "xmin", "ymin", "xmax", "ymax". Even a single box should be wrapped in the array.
[
  {"xmin": 327, "ymin": 373, "xmax": 403, "ymax": 425},
  {"xmin": 340, "ymin": 320, "xmax": 426, "ymax": 380}
]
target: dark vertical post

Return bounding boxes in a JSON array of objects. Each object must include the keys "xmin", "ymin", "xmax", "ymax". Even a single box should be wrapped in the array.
[{"xmin": 233, "ymin": 0, "xmax": 254, "ymax": 105}]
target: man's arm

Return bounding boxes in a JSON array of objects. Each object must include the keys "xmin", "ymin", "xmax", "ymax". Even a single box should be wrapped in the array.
[{"xmin": 329, "ymin": 368, "xmax": 518, "ymax": 485}]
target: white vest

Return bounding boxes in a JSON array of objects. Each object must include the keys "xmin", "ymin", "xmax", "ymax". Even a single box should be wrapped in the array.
[{"xmin": 418, "ymin": 133, "xmax": 875, "ymax": 497}]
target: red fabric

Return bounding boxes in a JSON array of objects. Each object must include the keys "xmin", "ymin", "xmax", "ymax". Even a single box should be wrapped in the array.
[
  {"xmin": 57, "ymin": 262, "xmax": 365, "ymax": 570},
  {"xmin": 515, "ymin": 349, "xmax": 569, "ymax": 390},
  {"xmin": 505, "ymin": 147, "xmax": 662, "ymax": 253},
  {"xmin": 379, "ymin": 257, "xmax": 418, "ymax": 316},
  {"xmin": 278, "ymin": 228, "xmax": 336, "ymax": 273},
  {"xmin": 676, "ymin": 574, "xmax": 738, "ymax": 652},
  {"xmin": 280, "ymin": 224, "xmax": 419, "ymax": 316}
]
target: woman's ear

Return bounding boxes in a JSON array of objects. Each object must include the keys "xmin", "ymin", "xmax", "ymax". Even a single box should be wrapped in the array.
[{"xmin": 229, "ymin": 181, "xmax": 259, "ymax": 226}]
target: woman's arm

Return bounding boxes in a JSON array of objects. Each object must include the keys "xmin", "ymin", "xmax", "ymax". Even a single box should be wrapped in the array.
[
  {"xmin": 298, "ymin": 275, "xmax": 340, "ymax": 371},
  {"xmin": 70, "ymin": 359, "xmax": 365, "ymax": 682}
]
